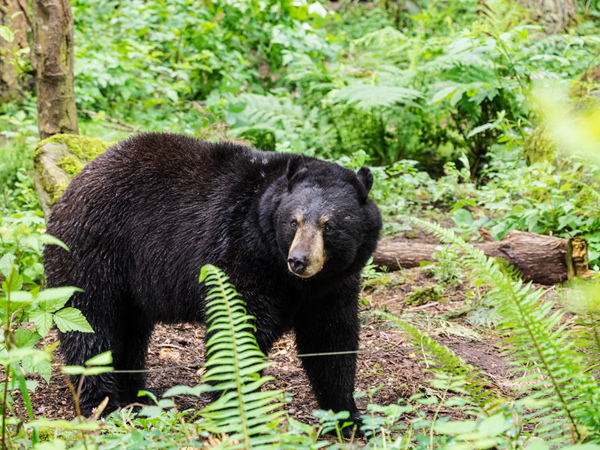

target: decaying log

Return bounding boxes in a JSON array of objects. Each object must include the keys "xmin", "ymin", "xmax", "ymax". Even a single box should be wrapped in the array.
[{"xmin": 373, "ymin": 231, "xmax": 590, "ymax": 285}]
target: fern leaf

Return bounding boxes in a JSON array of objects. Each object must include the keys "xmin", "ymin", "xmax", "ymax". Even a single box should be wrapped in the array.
[
  {"xmin": 198, "ymin": 265, "xmax": 285, "ymax": 449},
  {"xmin": 376, "ymin": 310, "xmax": 504, "ymax": 416},
  {"xmin": 410, "ymin": 218, "xmax": 599, "ymax": 444},
  {"xmin": 328, "ymin": 85, "xmax": 422, "ymax": 111}
]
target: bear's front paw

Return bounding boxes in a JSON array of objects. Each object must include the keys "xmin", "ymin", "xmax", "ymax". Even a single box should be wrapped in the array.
[{"xmin": 341, "ymin": 414, "xmax": 364, "ymax": 439}]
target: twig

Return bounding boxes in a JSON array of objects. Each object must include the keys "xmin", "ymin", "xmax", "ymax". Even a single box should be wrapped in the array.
[
  {"xmin": 98, "ymin": 124, "xmax": 134, "ymax": 132},
  {"xmin": 16, "ymin": 0, "xmax": 32, "ymax": 29},
  {"xmin": 82, "ymin": 110, "xmax": 140, "ymax": 132}
]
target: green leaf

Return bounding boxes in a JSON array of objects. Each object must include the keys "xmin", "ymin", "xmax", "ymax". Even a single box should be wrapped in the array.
[
  {"xmin": 163, "ymin": 385, "xmax": 209, "ymax": 397},
  {"xmin": 329, "ymin": 85, "xmax": 422, "ymax": 110},
  {"xmin": 37, "ymin": 234, "xmax": 70, "ymax": 251},
  {"xmin": 29, "ymin": 310, "xmax": 54, "ymax": 338},
  {"xmin": 37, "ymin": 287, "xmax": 81, "ymax": 312},
  {"xmin": 0, "ymin": 253, "xmax": 15, "ymax": 278},
  {"xmin": 431, "ymin": 86, "xmax": 458, "ymax": 104},
  {"xmin": 16, "ymin": 328, "xmax": 41, "ymax": 349},
  {"xmin": 32, "ymin": 359, "xmax": 52, "ymax": 384},
  {"xmin": 85, "ymin": 351, "xmax": 112, "ymax": 366},
  {"xmin": 30, "ymin": 438, "xmax": 67, "ymax": 450},
  {"xmin": 453, "ymin": 209, "xmax": 473, "ymax": 227},
  {"xmin": 477, "ymin": 413, "xmax": 511, "ymax": 437},
  {"xmin": 0, "ymin": 25, "xmax": 15, "ymax": 43},
  {"xmin": 61, "ymin": 365, "xmax": 113, "ymax": 376},
  {"xmin": 2, "ymin": 272, "xmax": 23, "ymax": 293},
  {"xmin": 53, "ymin": 308, "xmax": 94, "ymax": 333},
  {"xmin": 434, "ymin": 420, "xmax": 477, "ymax": 434},
  {"xmin": 467, "ymin": 121, "xmax": 496, "ymax": 138}
]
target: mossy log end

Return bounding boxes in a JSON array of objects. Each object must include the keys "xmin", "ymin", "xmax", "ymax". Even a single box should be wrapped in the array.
[{"xmin": 373, "ymin": 231, "xmax": 590, "ymax": 285}]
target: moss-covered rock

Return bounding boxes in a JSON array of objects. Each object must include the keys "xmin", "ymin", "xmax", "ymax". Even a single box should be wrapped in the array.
[
  {"xmin": 522, "ymin": 126, "xmax": 557, "ymax": 166},
  {"xmin": 33, "ymin": 134, "xmax": 115, "ymax": 218}
]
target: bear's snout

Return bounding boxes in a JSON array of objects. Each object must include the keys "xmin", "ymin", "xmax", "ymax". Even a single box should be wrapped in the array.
[
  {"xmin": 288, "ymin": 252, "xmax": 308, "ymax": 274},
  {"xmin": 287, "ymin": 224, "xmax": 325, "ymax": 278}
]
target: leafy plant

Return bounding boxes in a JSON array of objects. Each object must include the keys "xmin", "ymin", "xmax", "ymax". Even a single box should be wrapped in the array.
[
  {"xmin": 196, "ymin": 264, "xmax": 286, "ymax": 448},
  {"xmin": 0, "ymin": 213, "xmax": 93, "ymax": 447},
  {"xmin": 411, "ymin": 217, "xmax": 600, "ymax": 444}
]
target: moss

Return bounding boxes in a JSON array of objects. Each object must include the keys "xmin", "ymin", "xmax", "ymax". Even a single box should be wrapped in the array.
[
  {"xmin": 523, "ymin": 126, "xmax": 556, "ymax": 166},
  {"xmin": 405, "ymin": 285, "xmax": 442, "ymax": 306},
  {"xmin": 57, "ymin": 154, "xmax": 85, "ymax": 176},
  {"xmin": 38, "ymin": 133, "xmax": 113, "ymax": 162},
  {"xmin": 53, "ymin": 182, "xmax": 69, "ymax": 203}
]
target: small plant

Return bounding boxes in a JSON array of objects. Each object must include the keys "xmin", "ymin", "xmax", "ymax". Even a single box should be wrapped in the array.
[{"xmin": 426, "ymin": 246, "xmax": 465, "ymax": 285}]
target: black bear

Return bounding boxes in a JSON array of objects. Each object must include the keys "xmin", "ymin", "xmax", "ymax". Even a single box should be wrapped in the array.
[{"xmin": 44, "ymin": 133, "xmax": 382, "ymax": 430}]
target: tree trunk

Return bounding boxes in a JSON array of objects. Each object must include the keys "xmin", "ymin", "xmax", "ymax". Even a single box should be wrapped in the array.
[
  {"xmin": 31, "ymin": 0, "xmax": 78, "ymax": 139},
  {"xmin": 0, "ymin": 0, "xmax": 32, "ymax": 104},
  {"xmin": 516, "ymin": 0, "xmax": 577, "ymax": 35},
  {"xmin": 373, "ymin": 231, "xmax": 590, "ymax": 285}
]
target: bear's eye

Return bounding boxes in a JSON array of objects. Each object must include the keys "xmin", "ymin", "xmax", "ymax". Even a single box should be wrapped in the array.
[
  {"xmin": 290, "ymin": 220, "xmax": 298, "ymax": 229},
  {"xmin": 323, "ymin": 223, "xmax": 333, "ymax": 233}
]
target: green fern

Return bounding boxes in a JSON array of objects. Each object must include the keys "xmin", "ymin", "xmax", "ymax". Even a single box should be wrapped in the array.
[
  {"xmin": 198, "ymin": 265, "xmax": 285, "ymax": 449},
  {"xmin": 328, "ymin": 85, "xmax": 422, "ymax": 111},
  {"xmin": 376, "ymin": 310, "xmax": 504, "ymax": 417},
  {"xmin": 410, "ymin": 218, "xmax": 599, "ymax": 444}
]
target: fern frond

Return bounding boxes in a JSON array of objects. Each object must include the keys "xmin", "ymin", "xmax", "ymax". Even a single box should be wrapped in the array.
[
  {"xmin": 410, "ymin": 218, "xmax": 599, "ymax": 444},
  {"xmin": 198, "ymin": 265, "xmax": 285, "ymax": 449},
  {"xmin": 376, "ymin": 310, "xmax": 504, "ymax": 416},
  {"xmin": 328, "ymin": 85, "xmax": 422, "ymax": 111}
]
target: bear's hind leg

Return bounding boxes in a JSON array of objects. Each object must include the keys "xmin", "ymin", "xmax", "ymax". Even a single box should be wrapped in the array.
[{"xmin": 60, "ymin": 306, "xmax": 154, "ymax": 416}]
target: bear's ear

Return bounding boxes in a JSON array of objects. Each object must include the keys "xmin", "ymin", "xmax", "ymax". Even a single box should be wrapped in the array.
[
  {"xmin": 356, "ymin": 167, "xmax": 374, "ymax": 201},
  {"xmin": 286, "ymin": 154, "xmax": 304, "ymax": 181}
]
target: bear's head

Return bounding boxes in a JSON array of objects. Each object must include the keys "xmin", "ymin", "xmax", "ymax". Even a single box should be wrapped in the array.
[{"xmin": 274, "ymin": 154, "xmax": 382, "ymax": 279}]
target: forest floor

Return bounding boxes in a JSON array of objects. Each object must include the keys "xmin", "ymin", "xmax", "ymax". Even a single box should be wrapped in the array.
[{"xmin": 16, "ymin": 231, "xmax": 552, "ymax": 438}]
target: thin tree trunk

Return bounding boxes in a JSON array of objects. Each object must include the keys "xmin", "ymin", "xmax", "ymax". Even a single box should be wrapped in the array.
[
  {"xmin": 517, "ymin": 0, "xmax": 577, "ymax": 35},
  {"xmin": 31, "ymin": 0, "xmax": 78, "ymax": 139},
  {"xmin": 0, "ymin": 0, "xmax": 32, "ymax": 104}
]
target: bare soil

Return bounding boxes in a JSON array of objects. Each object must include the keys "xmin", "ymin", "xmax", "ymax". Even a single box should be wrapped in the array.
[{"xmin": 14, "ymin": 266, "xmax": 531, "ymax": 432}]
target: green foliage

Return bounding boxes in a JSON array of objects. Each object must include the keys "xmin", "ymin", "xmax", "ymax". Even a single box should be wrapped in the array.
[
  {"xmin": 197, "ymin": 264, "xmax": 286, "ymax": 448},
  {"xmin": 411, "ymin": 218, "xmax": 600, "ymax": 444},
  {"xmin": 378, "ymin": 311, "xmax": 504, "ymax": 416},
  {"xmin": 426, "ymin": 246, "xmax": 465, "ymax": 285},
  {"xmin": 474, "ymin": 154, "xmax": 600, "ymax": 266},
  {"xmin": 0, "ymin": 214, "xmax": 93, "ymax": 448}
]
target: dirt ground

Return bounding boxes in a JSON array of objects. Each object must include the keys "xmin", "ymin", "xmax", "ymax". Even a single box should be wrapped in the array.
[{"xmin": 12, "ymin": 261, "xmax": 536, "ymax": 434}]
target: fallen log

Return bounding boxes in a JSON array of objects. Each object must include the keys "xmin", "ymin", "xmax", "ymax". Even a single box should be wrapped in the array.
[{"xmin": 373, "ymin": 230, "xmax": 590, "ymax": 285}]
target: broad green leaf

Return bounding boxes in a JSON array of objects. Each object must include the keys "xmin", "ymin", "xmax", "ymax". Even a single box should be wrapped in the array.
[
  {"xmin": 2, "ymin": 272, "xmax": 23, "ymax": 293},
  {"xmin": 85, "ymin": 351, "xmax": 112, "ymax": 366},
  {"xmin": 477, "ymin": 413, "xmax": 511, "ymax": 437},
  {"xmin": 453, "ymin": 208, "xmax": 473, "ymax": 227},
  {"xmin": 29, "ymin": 310, "xmax": 54, "ymax": 337},
  {"xmin": 431, "ymin": 86, "xmax": 458, "ymax": 104},
  {"xmin": 37, "ymin": 287, "xmax": 82, "ymax": 313},
  {"xmin": 0, "ymin": 25, "xmax": 15, "ymax": 43},
  {"xmin": 0, "ymin": 253, "xmax": 15, "ymax": 278},
  {"xmin": 16, "ymin": 328, "xmax": 41, "ymax": 349},
  {"xmin": 30, "ymin": 438, "xmax": 66, "ymax": 450},
  {"xmin": 53, "ymin": 308, "xmax": 94, "ymax": 333}
]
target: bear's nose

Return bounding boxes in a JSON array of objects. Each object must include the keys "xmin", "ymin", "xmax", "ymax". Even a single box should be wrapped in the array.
[{"xmin": 288, "ymin": 253, "xmax": 308, "ymax": 274}]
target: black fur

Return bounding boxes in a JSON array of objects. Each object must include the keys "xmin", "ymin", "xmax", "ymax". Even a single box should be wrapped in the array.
[{"xmin": 44, "ymin": 133, "xmax": 382, "ymax": 428}]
